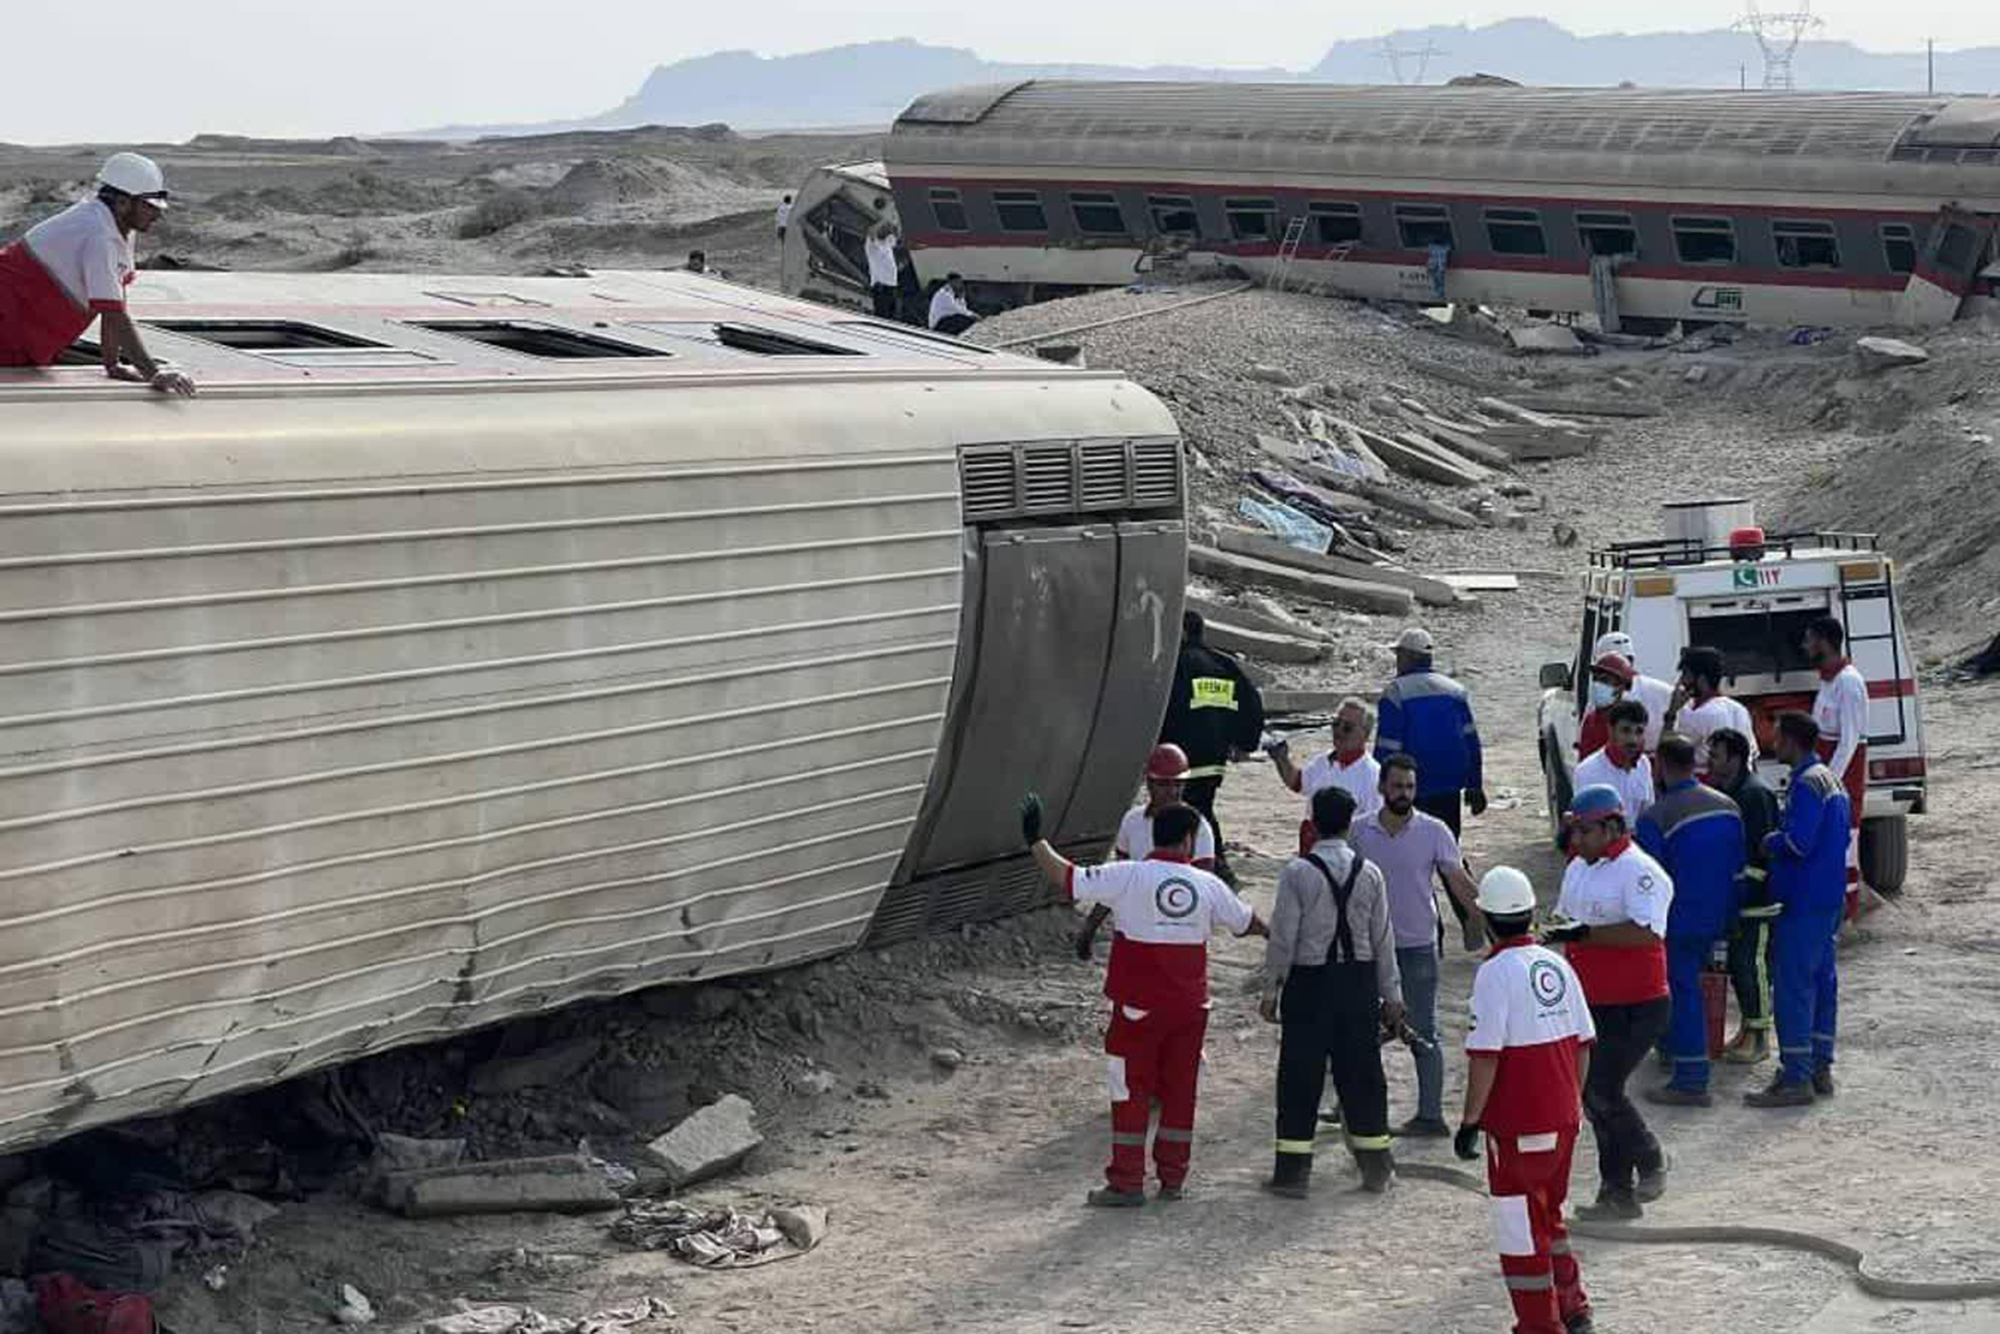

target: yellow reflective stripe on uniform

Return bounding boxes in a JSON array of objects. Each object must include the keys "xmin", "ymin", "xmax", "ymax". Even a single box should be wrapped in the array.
[
  {"xmin": 1190, "ymin": 677, "xmax": 1238, "ymax": 710},
  {"xmin": 1275, "ymin": 1138, "xmax": 1316, "ymax": 1155},
  {"xmin": 1345, "ymin": 1132, "xmax": 1393, "ymax": 1151},
  {"xmin": 1184, "ymin": 764, "xmax": 1227, "ymax": 779},
  {"xmin": 1743, "ymin": 866, "xmax": 1768, "ymax": 881}
]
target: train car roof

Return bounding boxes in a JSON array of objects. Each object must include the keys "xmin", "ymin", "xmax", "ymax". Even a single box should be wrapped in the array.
[
  {"xmin": 0, "ymin": 268, "xmax": 1065, "ymax": 395},
  {"xmin": 889, "ymin": 80, "xmax": 2000, "ymax": 199}
]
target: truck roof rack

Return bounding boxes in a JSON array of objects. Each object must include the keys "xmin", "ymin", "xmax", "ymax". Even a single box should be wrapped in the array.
[{"xmin": 1590, "ymin": 530, "xmax": 1879, "ymax": 571}]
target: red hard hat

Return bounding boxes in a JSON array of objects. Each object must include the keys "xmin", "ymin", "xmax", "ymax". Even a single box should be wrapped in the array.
[
  {"xmin": 1145, "ymin": 743, "xmax": 1193, "ymax": 781},
  {"xmin": 1591, "ymin": 651, "xmax": 1637, "ymax": 685}
]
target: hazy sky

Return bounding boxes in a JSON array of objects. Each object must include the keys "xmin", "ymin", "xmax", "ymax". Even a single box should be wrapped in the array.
[{"xmin": 6, "ymin": 2, "xmax": 1989, "ymax": 144}]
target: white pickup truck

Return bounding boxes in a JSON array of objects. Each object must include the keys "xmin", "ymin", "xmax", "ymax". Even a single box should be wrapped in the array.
[{"xmin": 1537, "ymin": 499, "xmax": 1927, "ymax": 891}]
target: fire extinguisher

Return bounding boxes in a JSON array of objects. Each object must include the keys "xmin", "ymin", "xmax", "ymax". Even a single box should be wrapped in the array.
[{"xmin": 1701, "ymin": 939, "xmax": 1731, "ymax": 1059}]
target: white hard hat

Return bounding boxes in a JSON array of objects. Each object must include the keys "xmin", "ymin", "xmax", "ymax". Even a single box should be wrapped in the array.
[
  {"xmin": 1391, "ymin": 626, "xmax": 1435, "ymax": 655},
  {"xmin": 1593, "ymin": 631, "xmax": 1634, "ymax": 660},
  {"xmin": 97, "ymin": 152, "xmax": 170, "ymax": 209},
  {"xmin": 1476, "ymin": 866, "xmax": 1537, "ymax": 916}
]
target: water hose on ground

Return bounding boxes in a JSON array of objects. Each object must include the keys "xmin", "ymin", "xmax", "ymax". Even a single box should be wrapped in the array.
[{"xmin": 1394, "ymin": 1160, "xmax": 2000, "ymax": 1302}]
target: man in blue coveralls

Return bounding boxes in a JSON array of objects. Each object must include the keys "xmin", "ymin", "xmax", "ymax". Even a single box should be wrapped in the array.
[
  {"xmin": 1746, "ymin": 713, "xmax": 1850, "ymax": 1108},
  {"xmin": 1636, "ymin": 733, "xmax": 1744, "ymax": 1108}
]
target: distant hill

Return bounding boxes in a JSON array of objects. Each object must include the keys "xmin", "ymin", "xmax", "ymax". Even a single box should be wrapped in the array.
[{"xmin": 401, "ymin": 24, "xmax": 2000, "ymax": 140}]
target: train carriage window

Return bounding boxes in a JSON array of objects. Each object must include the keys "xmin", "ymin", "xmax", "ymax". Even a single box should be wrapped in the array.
[
  {"xmin": 1224, "ymin": 198, "xmax": 1278, "ymax": 241},
  {"xmin": 1936, "ymin": 223, "xmax": 1977, "ymax": 271},
  {"xmin": 1148, "ymin": 195, "xmax": 1200, "ymax": 236},
  {"xmin": 1672, "ymin": 216, "xmax": 1737, "ymax": 265},
  {"xmin": 1880, "ymin": 223, "xmax": 1917, "ymax": 274},
  {"xmin": 1577, "ymin": 211, "xmax": 1640, "ymax": 258},
  {"xmin": 993, "ymin": 190, "xmax": 1048, "ymax": 232},
  {"xmin": 1069, "ymin": 191, "xmax": 1128, "ymax": 236},
  {"xmin": 1772, "ymin": 219, "xmax": 1842, "ymax": 270},
  {"xmin": 1484, "ymin": 208, "xmax": 1549, "ymax": 257},
  {"xmin": 1308, "ymin": 201, "xmax": 1363, "ymax": 245},
  {"xmin": 928, "ymin": 187, "xmax": 970, "ymax": 232},
  {"xmin": 1393, "ymin": 204, "xmax": 1454, "ymax": 249}
]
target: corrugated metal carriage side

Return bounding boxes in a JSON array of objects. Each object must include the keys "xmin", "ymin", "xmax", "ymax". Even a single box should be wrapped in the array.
[
  {"xmin": 880, "ymin": 81, "xmax": 2000, "ymax": 329},
  {"xmin": 0, "ymin": 270, "xmax": 1187, "ymax": 1150}
]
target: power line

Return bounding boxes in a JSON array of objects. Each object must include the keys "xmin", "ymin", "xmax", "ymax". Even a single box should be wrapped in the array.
[{"xmin": 1378, "ymin": 39, "xmax": 1446, "ymax": 86}]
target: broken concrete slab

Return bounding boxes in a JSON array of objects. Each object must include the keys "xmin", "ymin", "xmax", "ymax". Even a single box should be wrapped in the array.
[
  {"xmin": 1292, "ymin": 462, "xmax": 1482, "ymax": 530},
  {"xmin": 1507, "ymin": 323, "xmax": 1587, "ymax": 356},
  {"xmin": 1217, "ymin": 528, "xmax": 1460, "ymax": 607},
  {"xmin": 1855, "ymin": 336, "xmax": 1929, "ymax": 370},
  {"xmin": 469, "ymin": 1036, "xmax": 600, "ymax": 1095},
  {"xmin": 380, "ymin": 1154, "xmax": 621, "ymax": 1218},
  {"xmin": 1264, "ymin": 689, "xmax": 1356, "ymax": 716},
  {"xmin": 374, "ymin": 1134, "xmax": 466, "ymax": 1174},
  {"xmin": 645, "ymin": 1094, "xmax": 762, "ymax": 1188},
  {"xmin": 1188, "ymin": 546, "xmax": 1414, "ymax": 617},
  {"xmin": 1183, "ymin": 592, "xmax": 1328, "ymax": 642},
  {"xmin": 1201, "ymin": 618, "xmax": 1332, "ymax": 664}
]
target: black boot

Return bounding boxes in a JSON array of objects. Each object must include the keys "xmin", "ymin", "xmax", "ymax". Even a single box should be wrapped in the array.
[
  {"xmin": 1263, "ymin": 1152, "xmax": 1311, "ymax": 1199},
  {"xmin": 1355, "ymin": 1148, "xmax": 1396, "ymax": 1194}
]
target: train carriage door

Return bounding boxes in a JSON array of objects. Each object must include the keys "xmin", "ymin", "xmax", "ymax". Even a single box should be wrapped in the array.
[{"xmin": 1893, "ymin": 206, "xmax": 1996, "ymax": 327}]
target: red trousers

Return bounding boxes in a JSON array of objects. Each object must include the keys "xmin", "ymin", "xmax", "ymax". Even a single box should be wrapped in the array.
[
  {"xmin": 1103, "ymin": 1004, "xmax": 1206, "ymax": 1192},
  {"xmin": 1485, "ymin": 1125, "xmax": 1589, "ymax": 1334},
  {"xmin": 1815, "ymin": 740, "xmax": 1867, "ymax": 917}
]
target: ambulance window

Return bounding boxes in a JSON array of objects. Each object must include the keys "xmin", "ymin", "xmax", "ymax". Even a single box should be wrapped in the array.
[{"xmin": 1691, "ymin": 606, "xmax": 1820, "ymax": 680}]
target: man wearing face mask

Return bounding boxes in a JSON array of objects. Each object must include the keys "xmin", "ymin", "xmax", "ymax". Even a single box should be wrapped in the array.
[
  {"xmin": 1577, "ymin": 634, "xmax": 1671, "ymax": 760},
  {"xmin": 1576, "ymin": 652, "xmax": 1635, "ymax": 761},
  {"xmin": 1804, "ymin": 616, "xmax": 1869, "ymax": 915}
]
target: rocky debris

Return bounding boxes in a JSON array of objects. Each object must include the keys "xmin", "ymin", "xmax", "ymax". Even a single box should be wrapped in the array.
[
  {"xmin": 930, "ymin": 1047, "xmax": 966, "ymax": 1072},
  {"xmin": 378, "ymin": 1154, "xmax": 621, "ymax": 1218},
  {"xmin": 334, "ymin": 1283, "xmax": 377, "ymax": 1326},
  {"xmin": 1200, "ymin": 618, "xmax": 1332, "ymax": 664},
  {"xmin": 644, "ymin": 1095, "xmax": 762, "ymax": 1188},
  {"xmin": 1244, "ymin": 363, "xmax": 1301, "ymax": 386},
  {"xmin": 1855, "ymin": 336, "xmax": 1930, "ymax": 371},
  {"xmin": 420, "ymin": 1296, "xmax": 674, "ymax": 1333},
  {"xmin": 374, "ymin": 1134, "xmax": 467, "ymax": 1173},
  {"xmin": 470, "ymin": 1036, "xmax": 602, "ymax": 1095},
  {"xmin": 610, "ymin": 1199, "xmax": 829, "ymax": 1268},
  {"xmin": 1507, "ymin": 323, "xmax": 1587, "ymax": 356},
  {"xmin": 1217, "ymin": 528, "xmax": 1460, "ymax": 608},
  {"xmin": 1188, "ymin": 546, "xmax": 1416, "ymax": 617}
]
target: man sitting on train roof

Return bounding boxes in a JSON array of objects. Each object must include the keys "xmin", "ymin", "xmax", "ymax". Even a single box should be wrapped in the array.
[
  {"xmin": 928, "ymin": 274, "xmax": 979, "ymax": 337},
  {"xmin": 0, "ymin": 153, "xmax": 195, "ymax": 395}
]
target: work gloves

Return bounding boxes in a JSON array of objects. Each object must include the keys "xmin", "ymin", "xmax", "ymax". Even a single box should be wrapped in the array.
[
  {"xmin": 1467, "ymin": 789, "xmax": 1490, "ymax": 817},
  {"xmin": 1454, "ymin": 1123, "xmax": 1482, "ymax": 1161},
  {"xmin": 1019, "ymin": 793, "xmax": 1044, "ymax": 847}
]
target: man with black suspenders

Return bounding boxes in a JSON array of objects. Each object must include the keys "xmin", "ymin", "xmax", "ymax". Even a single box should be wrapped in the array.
[{"xmin": 1260, "ymin": 786, "xmax": 1404, "ymax": 1197}]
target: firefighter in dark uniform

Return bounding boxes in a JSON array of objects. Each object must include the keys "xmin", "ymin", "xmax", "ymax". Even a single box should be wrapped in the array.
[
  {"xmin": 1161, "ymin": 610, "xmax": 1264, "ymax": 885},
  {"xmin": 1260, "ymin": 786, "xmax": 1403, "ymax": 1197}
]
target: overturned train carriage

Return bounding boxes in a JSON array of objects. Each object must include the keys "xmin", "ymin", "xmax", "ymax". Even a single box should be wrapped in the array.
[
  {"xmin": 878, "ymin": 81, "xmax": 2000, "ymax": 329},
  {"xmin": 0, "ymin": 270, "xmax": 1186, "ymax": 1150}
]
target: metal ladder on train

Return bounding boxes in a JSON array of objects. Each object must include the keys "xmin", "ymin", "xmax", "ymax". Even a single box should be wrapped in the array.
[{"xmin": 1269, "ymin": 216, "xmax": 1309, "ymax": 291}]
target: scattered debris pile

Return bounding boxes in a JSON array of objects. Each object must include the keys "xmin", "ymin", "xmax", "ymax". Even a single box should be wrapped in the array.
[{"xmin": 610, "ymin": 1200, "xmax": 828, "ymax": 1269}]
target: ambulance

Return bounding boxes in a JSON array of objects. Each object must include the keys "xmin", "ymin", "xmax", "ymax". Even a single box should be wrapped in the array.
[{"xmin": 1537, "ymin": 499, "xmax": 1927, "ymax": 891}]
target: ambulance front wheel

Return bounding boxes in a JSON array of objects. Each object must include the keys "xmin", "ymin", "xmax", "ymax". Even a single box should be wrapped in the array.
[
  {"xmin": 1541, "ymin": 732, "xmax": 1573, "ymax": 851},
  {"xmin": 1860, "ymin": 816, "xmax": 1908, "ymax": 895}
]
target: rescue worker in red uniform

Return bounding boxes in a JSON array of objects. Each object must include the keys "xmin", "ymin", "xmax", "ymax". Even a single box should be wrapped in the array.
[
  {"xmin": 1457, "ymin": 866, "xmax": 1598, "ymax": 1334},
  {"xmin": 1804, "ymin": 615, "xmax": 1869, "ymax": 917},
  {"xmin": 1074, "ymin": 743, "xmax": 1217, "ymax": 960},
  {"xmin": 0, "ymin": 153, "xmax": 194, "ymax": 394},
  {"xmin": 1023, "ymin": 793, "xmax": 1266, "ymax": 1205}
]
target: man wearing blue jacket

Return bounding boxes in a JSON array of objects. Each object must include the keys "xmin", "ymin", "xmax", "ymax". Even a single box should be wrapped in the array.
[
  {"xmin": 1636, "ymin": 734, "xmax": 1744, "ymax": 1108},
  {"xmin": 1376, "ymin": 627, "xmax": 1487, "ymax": 951},
  {"xmin": 1747, "ymin": 713, "xmax": 1850, "ymax": 1108}
]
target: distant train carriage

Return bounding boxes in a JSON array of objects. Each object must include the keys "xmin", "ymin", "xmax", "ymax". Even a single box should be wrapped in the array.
[
  {"xmin": 862, "ymin": 81, "xmax": 2000, "ymax": 330},
  {"xmin": 0, "ymin": 269, "xmax": 1187, "ymax": 1150}
]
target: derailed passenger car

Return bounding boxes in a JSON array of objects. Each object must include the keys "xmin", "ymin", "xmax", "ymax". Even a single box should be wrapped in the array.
[{"xmin": 0, "ymin": 269, "xmax": 1186, "ymax": 1150}]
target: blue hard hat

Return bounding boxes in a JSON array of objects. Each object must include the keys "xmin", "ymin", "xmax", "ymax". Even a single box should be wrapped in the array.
[{"xmin": 1567, "ymin": 784, "xmax": 1623, "ymax": 824}]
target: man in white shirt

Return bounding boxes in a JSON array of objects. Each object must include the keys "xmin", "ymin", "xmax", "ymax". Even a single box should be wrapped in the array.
[
  {"xmin": 1805, "ymin": 615, "xmax": 1870, "ymax": 909},
  {"xmin": 863, "ymin": 223, "xmax": 901, "ymax": 320},
  {"xmin": 1075, "ymin": 744, "xmax": 1218, "ymax": 960},
  {"xmin": 775, "ymin": 194, "xmax": 792, "ymax": 240},
  {"xmin": 1267, "ymin": 695, "xmax": 1383, "ymax": 855},
  {"xmin": 0, "ymin": 152, "xmax": 193, "ymax": 394},
  {"xmin": 1571, "ymin": 699, "xmax": 1655, "ymax": 833},
  {"xmin": 1664, "ymin": 646, "xmax": 1756, "ymax": 777},
  {"xmin": 928, "ymin": 273, "xmax": 978, "ymax": 335},
  {"xmin": 1594, "ymin": 633, "xmax": 1672, "ymax": 753}
]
